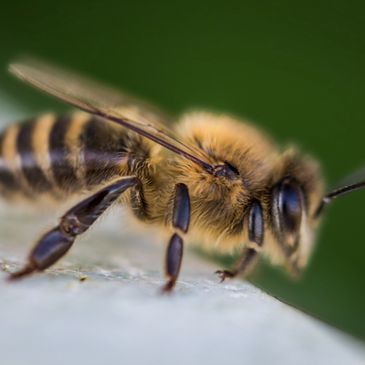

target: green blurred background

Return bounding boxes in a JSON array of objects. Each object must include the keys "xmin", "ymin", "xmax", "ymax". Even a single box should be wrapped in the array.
[{"xmin": 0, "ymin": 1, "xmax": 364, "ymax": 340}]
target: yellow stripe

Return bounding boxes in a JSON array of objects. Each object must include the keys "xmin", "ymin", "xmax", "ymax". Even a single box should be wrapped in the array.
[
  {"xmin": 32, "ymin": 114, "xmax": 56, "ymax": 185},
  {"xmin": 1, "ymin": 123, "xmax": 31, "ymax": 195},
  {"xmin": 64, "ymin": 111, "xmax": 90, "ymax": 183},
  {"xmin": 2, "ymin": 124, "xmax": 19, "ymax": 172}
]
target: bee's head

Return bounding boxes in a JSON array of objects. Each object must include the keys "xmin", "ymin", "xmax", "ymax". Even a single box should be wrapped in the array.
[
  {"xmin": 270, "ymin": 176, "xmax": 315, "ymax": 276},
  {"xmin": 267, "ymin": 149, "xmax": 365, "ymax": 277},
  {"xmin": 265, "ymin": 150, "xmax": 323, "ymax": 276}
]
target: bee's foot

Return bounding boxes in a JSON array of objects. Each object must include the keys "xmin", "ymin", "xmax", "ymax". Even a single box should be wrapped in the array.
[
  {"xmin": 215, "ymin": 269, "xmax": 236, "ymax": 283},
  {"xmin": 160, "ymin": 279, "xmax": 175, "ymax": 294},
  {"xmin": 7, "ymin": 263, "xmax": 36, "ymax": 282}
]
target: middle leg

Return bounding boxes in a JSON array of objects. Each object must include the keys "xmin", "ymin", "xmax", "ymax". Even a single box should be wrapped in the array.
[{"xmin": 161, "ymin": 183, "xmax": 190, "ymax": 292}]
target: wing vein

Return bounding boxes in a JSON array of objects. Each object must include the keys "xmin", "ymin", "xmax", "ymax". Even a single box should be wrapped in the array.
[{"xmin": 9, "ymin": 59, "xmax": 214, "ymax": 173}]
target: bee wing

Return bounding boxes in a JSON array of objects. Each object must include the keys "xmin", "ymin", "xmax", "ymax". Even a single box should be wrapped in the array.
[{"xmin": 9, "ymin": 59, "xmax": 214, "ymax": 171}]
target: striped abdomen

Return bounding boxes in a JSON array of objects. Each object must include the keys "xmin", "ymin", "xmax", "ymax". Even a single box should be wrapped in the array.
[{"xmin": 0, "ymin": 112, "xmax": 151, "ymax": 199}]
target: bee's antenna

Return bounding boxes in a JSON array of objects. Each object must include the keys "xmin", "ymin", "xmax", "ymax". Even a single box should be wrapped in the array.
[{"xmin": 314, "ymin": 166, "xmax": 365, "ymax": 218}]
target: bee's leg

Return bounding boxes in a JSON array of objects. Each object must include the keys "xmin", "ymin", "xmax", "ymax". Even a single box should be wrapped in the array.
[
  {"xmin": 216, "ymin": 200, "xmax": 263, "ymax": 282},
  {"xmin": 8, "ymin": 176, "xmax": 139, "ymax": 280},
  {"xmin": 215, "ymin": 248, "xmax": 258, "ymax": 282},
  {"xmin": 161, "ymin": 183, "xmax": 190, "ymax": 292}
]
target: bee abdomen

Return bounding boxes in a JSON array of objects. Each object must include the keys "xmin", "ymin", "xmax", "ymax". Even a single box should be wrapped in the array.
[
  {"xmin": 0, "ymin": 112, "xmax": 144, "ymax": 199},
  {"xmin": 0, "ymin": 114, "xmax": 69, "ymax": 197}
]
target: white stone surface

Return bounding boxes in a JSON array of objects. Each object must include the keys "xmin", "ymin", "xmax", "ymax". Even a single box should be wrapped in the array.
[{"xmin": 0, "ymin": 206, "xmax": 364, "ymax": 365}]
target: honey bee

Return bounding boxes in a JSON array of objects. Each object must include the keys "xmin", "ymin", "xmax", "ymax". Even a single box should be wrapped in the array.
[{"xmin": 2, "ymin": 59, "xmax": 364, "ymax": 292}]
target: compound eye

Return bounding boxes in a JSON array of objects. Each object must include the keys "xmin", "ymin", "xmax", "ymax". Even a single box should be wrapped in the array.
[{"xmin": 273, "ymin": 178, "xmax": 303, "ymax": 236}]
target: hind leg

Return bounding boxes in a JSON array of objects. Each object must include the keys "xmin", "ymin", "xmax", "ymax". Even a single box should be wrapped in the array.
[{"xmin": 9, "ymin": 176, "xmax": 139, "ymax": 280}]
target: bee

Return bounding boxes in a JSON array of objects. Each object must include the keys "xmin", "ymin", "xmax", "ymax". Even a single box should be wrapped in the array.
[{"xmin": 1, "ymin": 59, "xmax": 364, "ymax": 292}]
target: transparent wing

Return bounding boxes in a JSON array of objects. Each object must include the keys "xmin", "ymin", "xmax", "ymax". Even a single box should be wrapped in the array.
[{"xmin": 9, "ymin": 58, "xmax": 214, "ymax": 171}]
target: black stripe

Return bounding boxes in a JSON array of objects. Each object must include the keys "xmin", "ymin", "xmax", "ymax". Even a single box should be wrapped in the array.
[
  {"xmin": 0, "ymin": 132, "xmax": 20, "ymax": 192},
  {"xmin": 17, "ymin": 121, "xmax": 52, "ymax": 192},
  {"xmin": 81, "ymin": 117, "xmax": 128, "ymax": 187},
  {"xmin": 49, "ymin": 115, "xmax": 81, "ymax": 192}
]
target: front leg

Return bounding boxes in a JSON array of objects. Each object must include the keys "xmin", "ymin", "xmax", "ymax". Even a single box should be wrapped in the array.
[
  {"xmin": 9, "ymin": 176, "xmax": 139, "ymax": 280},
  {"xmin": 216, "ymin": 200, "xmax": 263, "ymax": 282},
  {"xmin": 215, "ymin": 248, "xmax": 258, "ymax": 282},
  {"xmin": 161, "ymin": 183, "xmax": 190, "ymax": 292}
]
